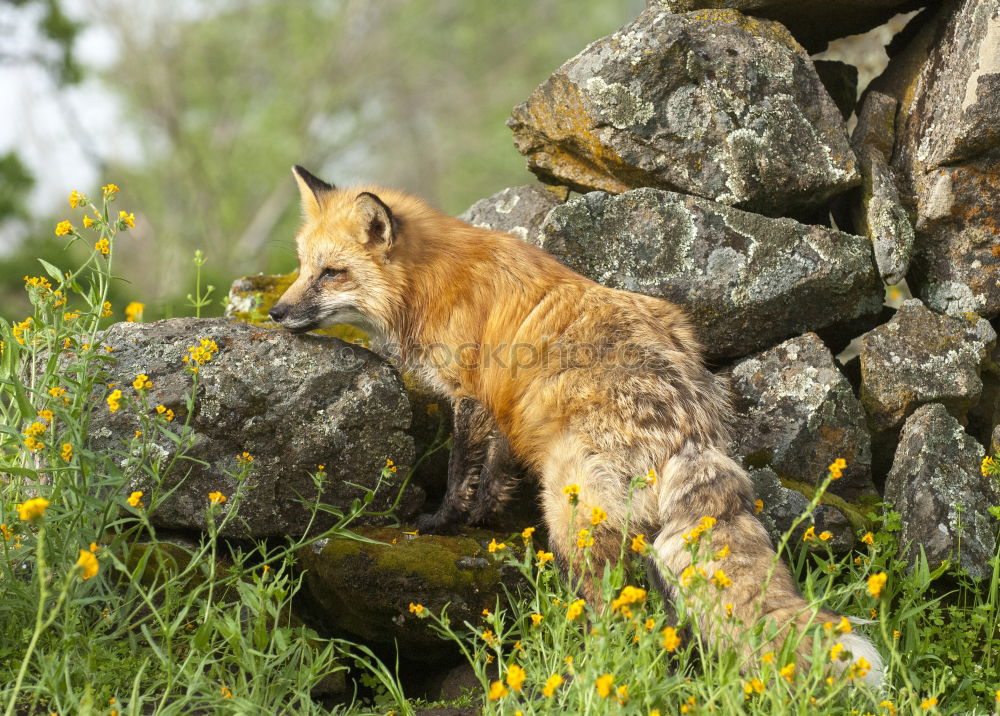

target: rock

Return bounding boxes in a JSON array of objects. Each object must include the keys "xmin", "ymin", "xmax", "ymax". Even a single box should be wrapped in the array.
[
  {"xmin": 647, "ymin": 0, "xmax": 922, "ymax": 53},
  {"xmin": 458, "ymin": 185, "xmax": 566, "ymax": 246},
  {"xmin": 992, "ymin": 424, "xmax": 1000, "ymax": 455},
  {"xmin": 749, "ymin": 468, "xmax": 855, "ymax": 551},
  {"xmin": 864, "ymin": 1, "xmax": 1000, "ymax": 317},
  {"xmin": 884, "ymin": 403, "xmax": 998, "ymax": 578},
  {"xmin": 850, "ymin": 90, "xmax": 915, "ymax": 285},
  {"xmin": 968, "ymin": 337, "xmax": 1000, "ymax": 449},
  {"xmin": 299, "ymin": 527, "xmax": 514, "ymax": 656},
  {"xmin": 729, "ymin": 333, "xmax": 875, "ymax": 500},
  {"xmin": 226, "ymin": 273, "xmax": 451, "ymax": 495},
  {"xmin": 88, "ymin": 318, "xmax": 417, "ymax": 538},
  {"xmin": 859, "ymin": 299, "xmax": 996, "ymax": 433},
  {"xmin": 508, "ymin": 8, "xmax": 859, "ymax": 216},
  {"xmin": 813, "ymin": 60, "xmax": 859, "ymax": 121},
  {"xmin": 538, "ymin": 188, "xmax": 883, "ymax": 361}
]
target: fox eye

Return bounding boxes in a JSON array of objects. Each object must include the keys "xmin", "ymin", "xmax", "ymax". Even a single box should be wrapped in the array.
[{"xmin": 319, "ymin": 267, "xmax": 345, "ymax": 281}]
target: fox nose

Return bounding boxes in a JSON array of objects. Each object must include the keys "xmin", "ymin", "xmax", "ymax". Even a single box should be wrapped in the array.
[{"xmin": 268, "ymin": 303, "xmax": 289, "ymax": 322}]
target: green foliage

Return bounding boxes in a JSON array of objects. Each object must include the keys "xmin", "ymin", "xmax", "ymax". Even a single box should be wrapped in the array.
[{"xmin": 0, "ymin": 186, "xmax": 403, "ymax": 714}]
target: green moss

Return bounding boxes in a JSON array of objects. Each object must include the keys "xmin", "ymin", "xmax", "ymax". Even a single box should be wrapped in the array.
[{"xmin": 779, "ymin": 478, "xmax": 874, "ymax": 533}]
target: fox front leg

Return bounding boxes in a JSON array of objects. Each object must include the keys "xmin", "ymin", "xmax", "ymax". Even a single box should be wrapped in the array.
[{"xmin": 415, "ymin": 397, "xmax": 490, "ymax": 532}]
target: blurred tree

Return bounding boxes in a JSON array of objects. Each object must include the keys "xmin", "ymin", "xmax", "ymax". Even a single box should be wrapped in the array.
[{"xmin": 87, "ymin": 0, "xmax": 642, "ymax": 317}]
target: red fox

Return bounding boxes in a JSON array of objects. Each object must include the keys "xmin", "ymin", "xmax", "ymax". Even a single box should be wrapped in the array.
[{"xmin": 271, "ymin": 166, "xmax": 882, "ymax": 685}]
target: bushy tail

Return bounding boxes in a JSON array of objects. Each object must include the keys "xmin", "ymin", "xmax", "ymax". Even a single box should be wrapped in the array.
[{"xmin": 649, "ymin": 445, "xmax": 883, "ymax": 688}]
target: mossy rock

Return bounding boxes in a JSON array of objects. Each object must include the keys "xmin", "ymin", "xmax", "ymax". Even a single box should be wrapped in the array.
[{"xmin": 298, "ymin": 527, "xmax": 516, "ymax": 655}]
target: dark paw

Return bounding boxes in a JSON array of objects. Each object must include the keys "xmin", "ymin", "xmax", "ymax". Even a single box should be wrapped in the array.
[{"xmin": 416, "ymin": 511, "xmax": 459, "ymax": 534}]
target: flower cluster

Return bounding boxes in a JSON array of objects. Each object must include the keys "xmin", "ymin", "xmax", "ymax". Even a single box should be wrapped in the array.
[
  {"xmin": 682, "ymin": 515, "xmax": 716, "ymax": 545},
  {"xmin": 183, "ymin": 338, "xmax": 219, "ymax": 372}
]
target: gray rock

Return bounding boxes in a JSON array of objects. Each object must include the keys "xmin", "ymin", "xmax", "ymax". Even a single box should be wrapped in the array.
[
  {"xmin": 647, "ymin": 0, "xmax": 922, "ymax": 53},
  {"xmin": 749, "ymin": 468, "xmax": 855, "ymax": 551},
  {"xmin": 538, "ymin": 188, "xmax": 883, "ymax": 361},
  {"xmin": 88, "ymin": 318, "xmax": 417, "ymax": 538},
  {"xmin": 884, "ymin": 403, "xmax": 998, "ymax": 578},
  {"xmin": 851, "ymin": 90, "xmax": 915, "ymax": 285},
  {"xmin": 729, "ymin": 333, "xmax": 875, "ymax": 500},
  {"xmin": 859, "ymin": 299, "xmax": 996, "ymax": 433},
  {"xmin": 813, "ymin": 60, "xmax": 858, "ymax": 121},
  {"xmin": 458, "ymin": 185, "xmax": 566, "ymax": 246},
  {"xmin": 992, "ymin": 424, "xmax": 1000, "ymax": 455},
  {"xmin": 508, "ymin": 8, "xmax": 858, "ymax": 216},
  {"xmin": 866, "ymin": 1, "xmax": 1000, "ymax": 317}
]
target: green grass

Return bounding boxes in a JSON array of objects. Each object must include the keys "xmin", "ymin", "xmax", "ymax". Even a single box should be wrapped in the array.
[{"xmin": 2, "ymin": 184, "xmax": 999, "ymax": 714}]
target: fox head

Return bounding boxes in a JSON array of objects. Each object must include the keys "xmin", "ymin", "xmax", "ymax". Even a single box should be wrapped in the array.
[{"xmin": 269, "ymin": 166, "xmax": 402, "ymax": 336}]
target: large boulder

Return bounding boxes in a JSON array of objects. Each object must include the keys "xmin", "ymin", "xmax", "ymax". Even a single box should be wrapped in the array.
[
  {"xmin": 884, "ymin": 403, "xmax": 998, "ymax": 578},
  {"xmin": 538, "ymin": 188, "xmax": 883, "ymax": 361},
  {"xmin": 458, "ymin": 184, "xmax": 566, "ymax": 246},
  {"xmin": 647, "ymin": 0, "xmax": 923, "ymax": 53},
  {"xmin": 299, "ymin": 527, "xmax": 515, "ymax": 656},
  {"xmin": 88, "ymin": 318, "xmax": 417, "ymax": 538},
  {"xmin": 860, "ymin": 1, "xmax": 1000, "ymax": 318},
  {"xmin": 729, "ymin": 333, "xmax": 875, "ymax": 501},
  {"xmin": 508, "ymin": 8, "xmax": 858, "ymax": 216},
  {"xmin": 859, "ymin": 299, "xmax": 996, "ymax": 434}
]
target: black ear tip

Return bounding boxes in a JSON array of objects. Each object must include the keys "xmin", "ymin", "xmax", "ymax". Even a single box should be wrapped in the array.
[{"xmin": 293, "ymin": 165, "xmax": 335, "ymax": 195}]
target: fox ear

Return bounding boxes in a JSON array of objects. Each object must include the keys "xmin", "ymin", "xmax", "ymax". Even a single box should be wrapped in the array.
[
  {"xmin": 355, "ymin": 192, "xmax": 394, "ymax": 250},
  {"xmin": 292, "ymin": 165, "xmax": 335, "ymax": 215}
]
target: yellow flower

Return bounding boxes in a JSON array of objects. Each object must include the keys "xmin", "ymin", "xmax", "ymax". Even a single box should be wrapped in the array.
[
  {"xmin": 848, "ymin": 656, "xmax": 871, "ymax": 680},
  {"xmin": 576, "ymin": 528, "xmax": 594, "ymax": 548},
  {"xmin": 829, "ymin": 457, "xmax": 846, "ymax": 479},
  {"xmin": 661, "ymin": 625, "xmax": 681, "ymax": 651},
  {"xmin": 644, "ymin": 617, "xmax": 656, "ymax": 630},
  {"xmin": 208, "ymin": 491, "xmax": 227, "ymax": 505},
  {"xmin": 102, "ymin": 183, "xmax": 120, "ymax": 195},
  {"xmin": 711, "ymin": 569, "xmax": 732, "ymax": 588},
  {"xmin": 535, "ymin": 550, "xmax": 554, "ymax": 567},
  {"xmin": 237, "ymin": 451, "xmax": 254, "ymax": 464},
  {"xmin": 542, "ymin": 673, "xmax": 563, "ymax": 697},
  {"xmin": 408, "ymin": 602, "xmax": 424, "ymax": 615},
  {"xmin": 13, "ymin": 317, "xmax": 32, "ymax": 345},
  {"xmin": 125, "ymin": 302, "xmax": 144, "ymax": 322},
  {"xmin": 530, "ymin": 613, "xmax": 543, "ymax": 627},
  {"xmin": 880, "ymin": 700, "xmax": 897, "ymax": 715},
  {"xmin": 725, "ymin": 602, "xmax": 733, "ymax": 617},
  {"xmin": 101, "ymin": 301, "xmax": 113, "ymax": 318},
  {"xmin": 82, "ymin": 215, "xmax": 95, "ymax": 228},
  {"xmin": 762, "ymin": 651, "xmax": 775, "ymax": 664},
  {"xmin": 802, "ymin": 525, "xmax": 816, "ymax": 542},
  {"xmin": 127, "ymin": 491, "xmax": 144, "ymax": 508},
  {"xmin": 68, "ymin": 190, "xmax": 85, "ymax": 208},
  {"xmin": 920, "ymin": 697, "xmax": 937, "ymax": 710},
  {"xmin": 819, "ymin": 530, "xmax": 833, "ymax": 542},
  {"xmin": 488, "ymin": 681, "xmax": 507, "ymax": 700},
  {"xmin": 830, "ymin": 642, "xmax": 845, "ymax": 662},
  {"xmin": 590, "ymin": 506, "xmax": 607, "ymax": 525},
  {"xmin": 118, "ymin": 210, "xmax": 135, "ymax": 228},
  {"xmin": 868, "ymin": 572, "xmax": 887, "ymax": 598},
  {"xmin": 488, "ymin": 538, "xmax": 506, "ymax": 553},
  {"xmin": 220, "ymin": 685, "xmax": 233, "ymax": 699},
  {"xmin": 23, "ymin": 436, "xmax": 44, "ymax": 452},
  {"xmin": 645, "ymin": 468, "xmax": 656, "ymax": 486},
  {"xmin": 562, "ymin": 483, "xmax": 580, "ymax": 502},
  {"xmin": 779, "ymin": 662, "xmax": 795, "ymax": 682},
  {"xmin": 107, "ymin": 389, "xmax": 122, "ymax": 413},
  {"xmin": 682, "ymin": 515, "xmax": 717, "ymax": 544},
  {"xmin": 837, "ymin": 615, "xmax": 852, "ymax": 633},
  {"xmin": 521, "ymin": 526, "xmax": 535, "ymax": 540},
  {"xmin": 680, "ymin": 565, "xmax": 706, "ymax": 586},
  {"xmin": 611, "ymin": 585, "xmax": 647, "ymax": 614},
  {"xmin": 743, "ymin": 678, "xmax": 764, "ymax": 697},
  {"xmin": 616, "ymin": 684, "xmax": 628, "ymax": 705},
  {"xmin": 132, "ymin": 373, "xmax": 151, "ymax": 391},
  {"xmin": 24, "ymin": 421, "xmax": 47, "ymax": 437},
  {"xmin": 17, "ymin": 498, "xmax": 50, "ymax": 521},
  {"xmin": 95, "ymin": 238, "xmax": 110, "ymax": 255},
  {"xmin": 0, "ymin": 524, "xmax": 11, "ymax": 540},
  {"xmin": 481, "ymin": 628, "xmax": 498, "ymax": 646},
  {"xmin": 77, "ymin": 548, "xmax": 99, "ymax": 580},
  {"xmin": 384, "ymin": 457, "xmax": 397, "ymax": 472},
  {"xmin": 566, "ymin": 598, "xmax": 585, "ymax": 621},
  {"xmin": 983, "ymin": 455, "xmax": 999, "ymax": 476},
  {"xmin": 595, "ymin": 674, "xmax": 614, "ymax": 699},
  {"xmin": 506, "ymin": 664, "xmax": 526, "ymax": 692},
  {"xmin": 55, "ymin": 220, "xmax": 73, "ymax": 236},
  {"xmin": 715, "ymin": 544, "xmax": 730, "ymax": 559},
  {"xmin": 754, "ymin": 498, "xmax": 764, "ymax": 514},
  {"xmin": 37, "ymin": 409, "xmax": 54, "ymax": 423},
  {"xmin": 861, "ymin": 531, "xmax": 875, "ymax": 545},
  {"xmin": 631, "ymin": 533, "xmax": 647, "ymax": 553}
]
